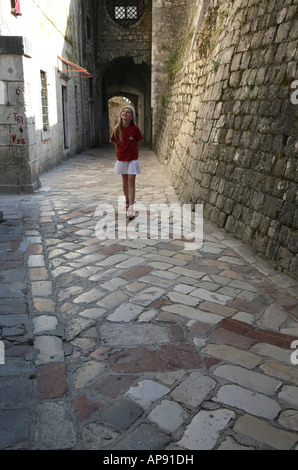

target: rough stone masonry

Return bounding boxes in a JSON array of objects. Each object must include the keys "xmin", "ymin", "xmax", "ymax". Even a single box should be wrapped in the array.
[{"xmin": 153, "ymin": 0, "xmax": 298, "ymax": 279}]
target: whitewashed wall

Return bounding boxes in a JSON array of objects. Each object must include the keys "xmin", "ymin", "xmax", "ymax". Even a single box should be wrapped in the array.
[{"xmin": 0, "ymin": 0, "xmax": 91, "ymax": 193}]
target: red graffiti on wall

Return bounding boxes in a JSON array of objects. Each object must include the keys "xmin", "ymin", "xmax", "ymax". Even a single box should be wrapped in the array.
[
  {"xmin": 12, "ymin": 135, "xmax": 26, "ymax": 145},
  {"xmin": 13, "ymin": 113, "xmax": 24, "ymax": 124}
]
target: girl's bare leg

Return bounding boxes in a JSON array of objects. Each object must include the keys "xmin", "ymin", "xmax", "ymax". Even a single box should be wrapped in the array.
[
  {"xmin": 121, "ymin": 175, "xmax": 129, "ymax": 208},
  {"xmin": 122, "ymin": 175, "xmax": 136, "ymax": 212},
  {"xmin": 127, "ymin": 175, "xmax": 136, "ymax": 209}
]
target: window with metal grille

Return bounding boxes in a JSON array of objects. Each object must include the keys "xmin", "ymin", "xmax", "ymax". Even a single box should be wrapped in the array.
[
  {"xmin": 40, "ymin": 71, "xmax": 49, "ymax": 131},
  {"xmin": 106, "ymin": 0, "xmax": 144, "ymax": 28}
]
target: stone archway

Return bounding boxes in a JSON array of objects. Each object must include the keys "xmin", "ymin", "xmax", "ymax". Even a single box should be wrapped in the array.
[
  {"xmin": 107, "ymin": 87, "xmax": 144, "ymax": 137},
  {"xmin": 101, "ymin": 56, "xmax": 151, "ymax": 144}
]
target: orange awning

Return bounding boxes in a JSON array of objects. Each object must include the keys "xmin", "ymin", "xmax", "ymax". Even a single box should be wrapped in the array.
[{"xmin": 57, "ymin": 56, "xmax": 92, "ymax": 78}]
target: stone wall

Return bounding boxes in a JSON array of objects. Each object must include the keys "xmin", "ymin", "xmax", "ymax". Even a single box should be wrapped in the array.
[
  {"xmin": 151, "ymin": 0, "xmax": 187, "ymax": 142},
  {"xmin": 0, "ymin": 36, "xmax": 40, "ymax": 193},
  {"xmin": 97, "ymin": 0, "xmax": 152, "ymax": 66},
  {"xmin": 154, "ymin": 0, "xmax": 298, "ymax": 279}
]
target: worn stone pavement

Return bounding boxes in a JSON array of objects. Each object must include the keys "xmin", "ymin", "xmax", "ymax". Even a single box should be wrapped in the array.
[{"xmin": 0, "ymin": 145, "xmax": 298, "ymax": 451}]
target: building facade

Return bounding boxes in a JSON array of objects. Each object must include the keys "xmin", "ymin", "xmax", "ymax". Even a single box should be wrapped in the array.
[
  {"xmin": 94, "ymin": 0, "xmax": 152, "ymax": 144},
  {"xmin": 0, "ymin": 0, "xmax": 158, "ymax": 193},
  {"xmin": 0, "ymin": 0, "xmax": 95, "ymax": 193}
]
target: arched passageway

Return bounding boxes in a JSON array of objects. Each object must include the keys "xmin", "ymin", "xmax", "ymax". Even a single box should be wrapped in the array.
[{"xmin": 101, "ymin": 56, "xmax": 151, "ymax": 144}]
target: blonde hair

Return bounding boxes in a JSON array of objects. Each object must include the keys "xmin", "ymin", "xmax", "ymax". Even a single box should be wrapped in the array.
[{"xmin": 113, "ymin": 107, "xmax": 135, "ymax": 142}]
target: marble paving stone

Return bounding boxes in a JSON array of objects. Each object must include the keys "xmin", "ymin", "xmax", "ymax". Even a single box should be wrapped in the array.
[
  {"xmin": 72, "ymin": 361, "xmax": 105, "ymax": 389},
  {"xmin": 171, "ymin": 371, "xmax": 216, "ymax": 407},
  {"xmin": 33, "ymin": 315, "xmax": 58, "ymax": 335},
  {"xmin": 82, "ymin": 423, "xmax": 119, "ymax": 450},
  {"xmin": 112, "ymin": 423, "xmax": 170, "ymax": 450},
  {"xmin": 73, "ymin": 288, "xmax": 106, "ymax": 304},
  {"xmin": 148, "ymin": 399, "xmax": 186, "ymax": 432},
  {"xmin": 0, "ymin": 376, "xmax": 32, "ymax": 408},
  {"xmin": 64, "ymin": 317, "xmax": 95, "ymax": 341},
  {"xmin": 51, "ymin": 266, "xmax": 74, "ymax": 277},
  {"xmin": 124, "ymin": 379, "xmax": 170, "ymax": 409},
  {"xmin": 132, "ymin": 286, "xmax": 165, "ymax": 306},
  {"xmin": 31, "ymin": 281, "xmax": 53, "ymax": 297},
  {"xmin": 100, "ymin": 323, "xmax": 172, "ymax": 347},
  {"xmin": 0, "ymin": 409, "xmax": 30, "ymax": 449},
  {"xmin": 217, "ymin": 436, "xmax": 254, "ymax": 450},
  {"xmin": 199, "ymin": 301, "xmax": 237, "ymax": 317},
  {"xmin": 190, "ymin": 288, "xmax": 233, "ymax": 305},
  {"xmin": 97, "ymin": 290, "xmax": 128, "ymax": 309},
  {"xmin": 150, "ymin": 269, "xmax": 180, "ymax": 280},
  {"xmin": 166, "ymin": 291, "xmax": 201, "ymax": 306},
  {"xmin": 34, "ymin": 336, "xmax": 64, "ymax": 365},
  {"xmin": 258, "ymin": 303, "xmax": 288, "ymax": 330},
  {"xmin": 36, "ymin": 364, "xmax": 68, "ymax": 399},
  {"xmin": 116, "ymin": 256, "xmax": 145, "ymax": 268},
  {"xmin": 138, "ymin": 309, "xmax": 157, "ymax": 322},
  {"xmin": 213, "ymin": 364, "xmax": 281, "ymax": 395},
  {"xmin": 110, "ymin": 344, "xmax": 202, "ymax": 373},
  {"xmin": 79, "ymin": 307, "xmax": 107, "ymax": 320},
  {"xmin": 93, "ymin": 375, "xmax": 136, "ymax": 399},
  {"xmin": 201, "ymin": 344, "xmax": 262, "ymax": 369},
  {"xmin": 28, "ymin": 255, "xmax": 45, "ymax": 267},
  {"xmin": 178, "ymin": 409, "xmax": 235, "ymax": 450},
  {"xmin": 107, "ymin": 303, "xmax": 144, "ymax": 322},
  {"xmin": 174, "ymin": 283, "xmax": 197, "ymax": 294},
  {"xmin": 278, "ymin": 385, "xmax": 298, "ymax": 409},
  {"xmin": 251, "ymin": 342, "xmax": 293, "ymax": 364},
  {"xmin": 97, "ymin": 254, "xmax": 129, "ymax": 267},
  {"xmin": 233, "ymin": 414, "xmax": 297, "ymax": 450},
  {"xmin": 58, "ymin": 286, "xmax": 83, "ymax": 301},
  {"xmin": 73, "ymin": 394, "xmax": 103, "ymax": 421},
  {"xmin": 35, "ymin": 401, "xmax": 76, "ymax": 450},
  {"xmin": 101, "ymin": 398, "xmax": 143, "ymax": 431},
  {"xmin": 213, "ymin": 384, "xmax": 281, "ymax": 419},
  {"xmin": 169, "ymin": 266, "xmax": 205, "ymax": 278},
  {"xmin": 100, "ymin": 277, "xmax": 127, "ymax": 291},
  {"xmin": 139, "ymin": 274, "xmax": 175, "ymax": 288},
  {"xmin": 278, "ymin": 410, "xmax": 298, "ymax": 431},
  {"xmin": 260, "ymin": 360, "xmax": 298, "ymax": 386},
  {"xmin": 0, "ymin": 284, "xmax": 24, "ymax": 298},
  {"xmin": 162, "ymin": 304, "xmax": 223, "ymax": 324}
]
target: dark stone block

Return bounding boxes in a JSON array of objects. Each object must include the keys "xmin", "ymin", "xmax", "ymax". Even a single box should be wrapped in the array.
[
  {"xmin": 101, "ymin": 398, "xmax": 143, "ymax": 430},
  {"xmin": 0, "ymin": 36, "xmax": 32, "ymax": 57}
]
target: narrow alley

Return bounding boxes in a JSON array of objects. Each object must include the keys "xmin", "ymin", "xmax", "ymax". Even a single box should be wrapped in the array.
[{"xmin": 0, "ymin": 146, "xmax": 297, "ymax": 451}]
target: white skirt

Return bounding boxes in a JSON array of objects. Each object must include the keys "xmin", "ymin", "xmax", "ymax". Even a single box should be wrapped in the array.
[{"xmin": 114, "ymin": 160, "xmax": 141, "ymax": 175}]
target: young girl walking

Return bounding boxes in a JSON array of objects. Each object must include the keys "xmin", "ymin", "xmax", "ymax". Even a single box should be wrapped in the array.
[{"xmin": 111, "ymin": 106, "xmax": 143, "ymax": 219}]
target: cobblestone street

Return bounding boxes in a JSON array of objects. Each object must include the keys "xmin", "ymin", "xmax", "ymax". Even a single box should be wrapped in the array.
[{"xmin": 0, "ymin": 145, "xmax": 298, "ymax": 450}]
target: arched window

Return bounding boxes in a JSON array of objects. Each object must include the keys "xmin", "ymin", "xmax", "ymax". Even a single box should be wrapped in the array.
[{"xmin": 106, "ymin": 0, "xmax": 145, "ymax": 28}]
